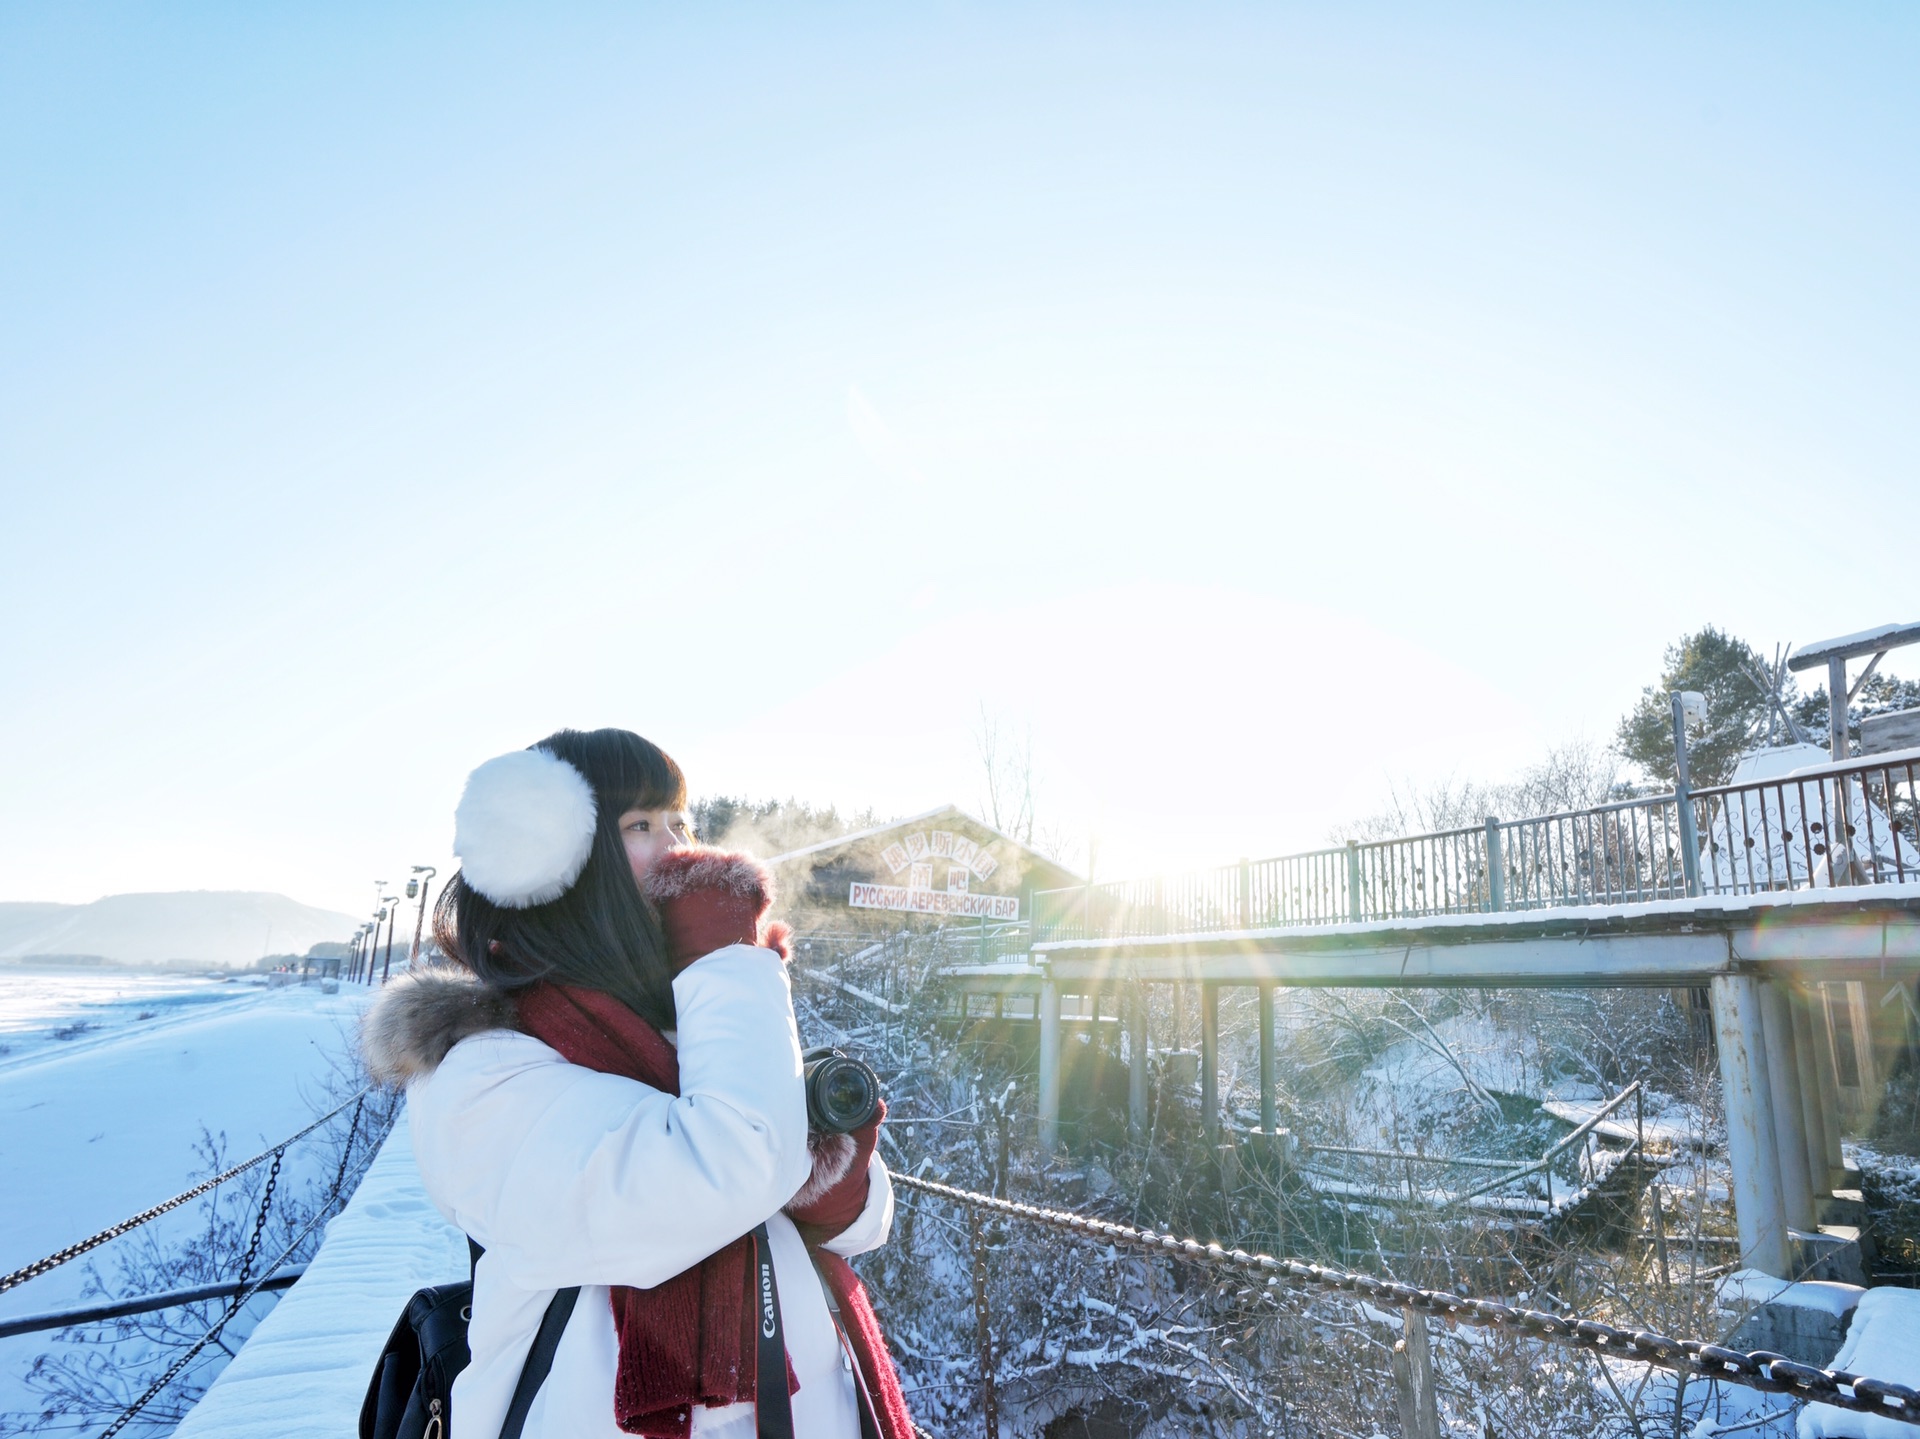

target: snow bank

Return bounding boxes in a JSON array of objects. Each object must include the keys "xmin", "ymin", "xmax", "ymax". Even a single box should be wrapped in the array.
[
  {"xmin": 1797, "ymin": 1287, "xmax": 1920, "ymax": 1439},
  {"xmin": 173, "ymin": 1116, "xmax": 468, "ymax": 1438},
  {"xmin": 1718, "ymin": 1269, "xmax": 1863, "ymax": 1318},
  {"xmin": 1542, "ymin": 1095, "xmax": 1701, "ymax": 1148}
]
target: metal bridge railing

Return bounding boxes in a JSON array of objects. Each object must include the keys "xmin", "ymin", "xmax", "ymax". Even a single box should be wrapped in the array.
[{"xmin": 1031, "ymin": 753, "xmax": 1920, "ymax": 943}]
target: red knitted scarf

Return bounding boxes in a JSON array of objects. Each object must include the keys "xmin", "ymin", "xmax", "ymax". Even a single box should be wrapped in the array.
[{"xmin": 515, "ymin": 982, "xmax": 913, "ymax": 1439}]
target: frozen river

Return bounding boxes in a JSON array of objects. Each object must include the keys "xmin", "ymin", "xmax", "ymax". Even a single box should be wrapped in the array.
[{"xmin": 0, "ymin": 965, "xmax": 263, "ymax": 1067}]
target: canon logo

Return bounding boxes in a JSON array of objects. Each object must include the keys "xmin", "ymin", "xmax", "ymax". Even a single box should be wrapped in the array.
[{"xmin": 760, "ymin": 1261, "xmax": 777, "ymax": 1339}]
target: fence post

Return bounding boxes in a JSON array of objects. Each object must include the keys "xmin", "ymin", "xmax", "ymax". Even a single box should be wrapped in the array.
[
  {"xmin": 1346, "ymin": 840, "xmax": 1364, "ymax": 922},
  {"xmin": 1391, "ymin": 1308, "xmax": 1442, "ymax": 1439},
  {"xmin": 1238, "ymin": 857, "xmax": 1252, "ymax": 928},
  {"xmin": 1484, "ymin": 816, "xmax": 1506, "ymax": 912},
  {"xmin": 967, "ymin": 1209, "xmax": 1000, "ymax": 1439}
]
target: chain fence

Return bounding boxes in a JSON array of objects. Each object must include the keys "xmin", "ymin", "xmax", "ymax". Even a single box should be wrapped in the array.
[
  {"xmin": 893, "ymin": 1171, "xmax": 1920, "ymax": 1429},
  {"xmin": 0, "ymin": 1087, "xmax": 372, "ymax": 1299}
]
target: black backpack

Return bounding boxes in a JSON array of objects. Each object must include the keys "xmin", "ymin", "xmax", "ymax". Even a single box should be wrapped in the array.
[
  {"xmin": 359, "ymin": 1244, "xmax": 578, "ymax": 1439},
  {"xmin": 361, "ymin": 1225, "xmax": 835, "ymax": 1439}
]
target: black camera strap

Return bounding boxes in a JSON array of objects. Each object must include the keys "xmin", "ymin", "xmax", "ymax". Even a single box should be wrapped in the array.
[
  {"xmin": 815, "ymin": 1265, "xmax": 885, "ymax": 1439},
  {"xmin": 751, "ymin": 1223, "xmax": 796, "ymax": 1439},
  {"xmin": 757, "ymin": 1222, "xmax": 887, "ymax": 1439}
]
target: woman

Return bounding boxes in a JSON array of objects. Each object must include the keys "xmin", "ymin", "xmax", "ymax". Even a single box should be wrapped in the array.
[{"xmin": 363, "ymin": 728, "xmax": 910, "ymax": 1439}]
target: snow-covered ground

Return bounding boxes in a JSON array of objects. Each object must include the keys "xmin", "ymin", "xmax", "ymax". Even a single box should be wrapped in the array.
[
  {"xmin": 172, "ymin": 1121, "xmax": 468, "ymax": 1439},
  {"xmin": 0, "ymin": 970, "xmax": 374, "ymax": 1428},
  {"xmin": 1798, "ymin": 1287, "xmax": 1920, "ymax": 1438}
]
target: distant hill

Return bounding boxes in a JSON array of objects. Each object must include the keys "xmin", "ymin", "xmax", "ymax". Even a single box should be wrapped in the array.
[{"xmin": 0, "ymin": 892, "xmax": 360, "ymax": 968}]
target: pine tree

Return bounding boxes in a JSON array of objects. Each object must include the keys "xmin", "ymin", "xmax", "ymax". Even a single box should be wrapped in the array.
[{"xmin": 1614, "ymin": 627, "xmax": 1775, "ymax": 786}]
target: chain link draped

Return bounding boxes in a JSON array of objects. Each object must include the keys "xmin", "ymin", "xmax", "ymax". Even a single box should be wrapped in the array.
[{"xmin": 893, "ymin": 1172, "xmax": 1920, "ymax": 1426}]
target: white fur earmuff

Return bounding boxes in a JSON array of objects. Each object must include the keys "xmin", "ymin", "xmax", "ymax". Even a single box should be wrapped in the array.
[{"xmin": 452, "ymin": 748, "xmax": 598, "ymax": 908}]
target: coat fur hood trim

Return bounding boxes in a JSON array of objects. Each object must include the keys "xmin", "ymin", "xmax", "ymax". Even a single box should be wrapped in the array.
[{"xmin": 361, "ymin": 966, "xmax": 520, "ymax": 1087}]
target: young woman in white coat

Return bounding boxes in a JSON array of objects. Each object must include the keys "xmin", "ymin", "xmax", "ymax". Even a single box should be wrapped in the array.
[{"xmin": 363, "ymin": 728, "xmax": 912, "ymax": 1439}]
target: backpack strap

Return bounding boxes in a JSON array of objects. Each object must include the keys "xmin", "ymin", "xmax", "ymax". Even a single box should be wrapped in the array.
[
  {"xmin": 499, "ymin": 1285, "xmax": 581, "ymax": 1439},
  {"xmin": 467, "ymin": 1236, "xmax": 581, "ymax": 1439}
]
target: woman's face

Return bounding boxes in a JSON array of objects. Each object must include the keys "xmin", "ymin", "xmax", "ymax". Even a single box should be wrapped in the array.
[{"xmin": 620, "ymin": 806, "xmax": 692, "ymax": 883}]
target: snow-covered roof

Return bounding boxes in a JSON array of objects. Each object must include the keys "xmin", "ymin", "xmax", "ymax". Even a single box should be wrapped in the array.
[
  {"xmin": 767, "ymin": 804, "xmax": 968, "ymax": 864},
  {"xmin": 1726, "ymin": 742, "xmax": 1920, "ymax": 786},
  {"xmin": 1728, "ymin": 743, "xmax": 1833, "ymax": 784},
  {"xmin": 769, "ymin": 803, "xmax": 1080, "ymax": 879}
]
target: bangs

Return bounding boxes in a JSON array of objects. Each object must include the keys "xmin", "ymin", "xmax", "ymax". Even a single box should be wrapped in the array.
[{"xmin": 537, "ymin": 727, "xmax": 686, "ymax": 817}]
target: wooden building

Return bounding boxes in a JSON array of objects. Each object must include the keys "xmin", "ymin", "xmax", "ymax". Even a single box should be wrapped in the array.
[{"xmin": 766, "ymin": 805, "xmax": 1080, "ymax": 937}]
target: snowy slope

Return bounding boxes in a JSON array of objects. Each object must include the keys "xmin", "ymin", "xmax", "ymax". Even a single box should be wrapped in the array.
[
  {"xmin": 171, "ymin": 1120, "xmax": 468, "ymax": 1439},
  {"xmin": 0, "ymin": 977, "xmax": 375, "ymax": 1424}
]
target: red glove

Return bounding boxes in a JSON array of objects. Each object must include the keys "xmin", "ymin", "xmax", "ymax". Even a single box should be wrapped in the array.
[
  {"xmin": 640, "ymin": 847, "xmax": 793, "ymax": 974},
  {"xmin": 786, "ymin": 1100, "xmax": 885, "ymax": 1242}
]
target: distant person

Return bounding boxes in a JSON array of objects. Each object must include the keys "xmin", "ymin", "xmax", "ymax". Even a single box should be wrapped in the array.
[{"xmin": 364, "ymin": 727, "xmax": 908, "ymax": 1439}]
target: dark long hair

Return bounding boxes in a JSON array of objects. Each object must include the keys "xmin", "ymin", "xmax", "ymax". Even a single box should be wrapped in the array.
[{"xmin": 434, "ymin": 728, "xmax": 686, "ymax": 1030}]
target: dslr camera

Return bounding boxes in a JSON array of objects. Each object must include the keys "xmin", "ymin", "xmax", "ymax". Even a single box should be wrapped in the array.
[{"xmin": 802, "ymin": 1046, "xmax": 881, "ymax": 1134}]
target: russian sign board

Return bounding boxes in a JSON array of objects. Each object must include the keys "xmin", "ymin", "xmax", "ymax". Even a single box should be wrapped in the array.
[
  {"xmin": 848, "ymin": 882, "xmax": 1020, "ymax": 920},
  {"xmin": 881, "ymin": 830, "xmax": 998, "ymax": 881}
]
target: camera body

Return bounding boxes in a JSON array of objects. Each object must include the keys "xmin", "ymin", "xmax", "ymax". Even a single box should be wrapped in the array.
[{"xmin": 802, "ymin": 1046, "xmax": 881, "ymax": 1134}]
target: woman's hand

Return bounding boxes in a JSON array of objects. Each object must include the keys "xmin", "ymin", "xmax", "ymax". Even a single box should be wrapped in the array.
[
  {"xmin": 641, "ymin": 847, "xmax": 793, "ymax": 973},
  {"xmin": 786, "ymin": 1101, "xmax": 885, "ymax": 1240}
]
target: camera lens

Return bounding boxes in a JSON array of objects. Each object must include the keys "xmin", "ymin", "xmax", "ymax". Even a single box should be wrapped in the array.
[{"xmin": 803, "ymin": 1048, "xmax": 881, "ymax": 1134}]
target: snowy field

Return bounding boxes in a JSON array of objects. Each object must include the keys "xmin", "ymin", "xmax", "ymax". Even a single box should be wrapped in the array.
[{"xmin": 0, "ymin": 969, "xmax": 375, "ymax": 1431}]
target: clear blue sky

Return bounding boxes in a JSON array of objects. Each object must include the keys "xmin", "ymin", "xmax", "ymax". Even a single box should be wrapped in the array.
[{"xmin": 3, "ymin": 5, "xmax": 1916, "ymax": 914}]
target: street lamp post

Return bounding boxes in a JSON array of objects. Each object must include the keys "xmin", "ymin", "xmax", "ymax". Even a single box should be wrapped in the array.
[
  {"xmin": 370, "ymin": 905, "xmax": 392, "ymax": 986},
  {"xmin": 403, "ymin": 866, "xmax": 438, "ymax": 973},
  {"xmin": 1670, "ymin": 690, "xmax": 1706, "ymax": 898},
  {"xmin": 368, "ymin": 883, "xmax": 390, "ymax": 986},
  {"xmin": 379, "ymin": 896, "xmax": 404, "ymax": 984}
]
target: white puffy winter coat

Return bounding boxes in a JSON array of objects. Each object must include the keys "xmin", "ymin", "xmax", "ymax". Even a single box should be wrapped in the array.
[{"xmin": 403, "ymin": 946, "xmax": 894, "ymax": 1439}]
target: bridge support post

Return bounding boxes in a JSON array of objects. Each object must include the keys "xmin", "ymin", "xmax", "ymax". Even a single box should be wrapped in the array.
[
  {"xmin": 1128, "ymin": 981, "xmax": 1149, "ymax": 1143},
  {"xmin": 1259, "ymin": 981, "xmax": 1277, "ymax": 1135},
  {"xmin": 1758, "ymin": 980, "xmax": 1819, "ymax": 1232},
  {"xmin": 1787, "ymin": 984, "xmax": 1836, "ymax": 1201},
  {"xmin": 1201, "ymin": 982, "xmax": 1220, "ymax": 1146},
  {"xmin": 1802, "ymin": 985, "xmax": 1848, "ymax": 1186},
  {"xmin": 1711, "ymin": 973, "xmax": 1793, "ymax": 1276},
  {"xmin": 1038, "ymin": 977, "xmax": 1061, "ymax": 1156}
]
